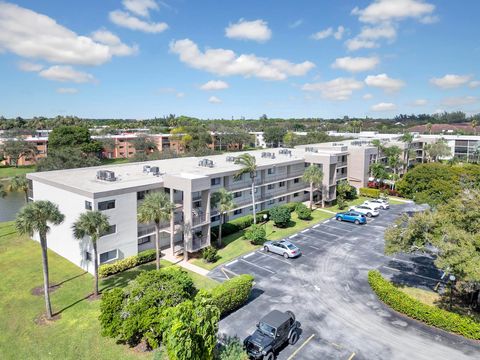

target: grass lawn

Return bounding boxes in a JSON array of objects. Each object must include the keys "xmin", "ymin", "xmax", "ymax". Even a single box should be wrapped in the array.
[
  {"xmin": 327, "ymin": 196, "xmax": 370, "ymax": 213},
  {"xmin": 398, "ymin": 285, "xmax": 440, "ymax": 306},
  {"xmin": 0, "ymin": 221, "xmax": 217, "ymax": 360},
  {"xmin": 100, "ymin": 158, "xmax": 131, "ymax": 165},
  {"xmin": 0, "ymin": 165, "xmax": 36, "ymax": 179},
  {"xmin": 191, "ymin": 209, "xmax": 333, "ymax": 271}
]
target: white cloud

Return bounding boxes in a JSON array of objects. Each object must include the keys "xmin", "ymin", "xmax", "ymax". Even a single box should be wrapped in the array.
[
  {"xmin": 56, "ymin": 87, "xmax": 78, "ymax": 94},
  {"xmin": 345, "ymin": 38, "xmax": 378, "ymax": 51},
  {"xmin": 0, "ymin": 2, "xmax": 134, "ymax": 66},
  {"xmin": 470, "ymin": 81, "xmax": 480, "ymax": 89},
  {"xmin": 413, "ymin": 99, "xmax": 428, "ymax": 106},
  {"xmin": 39, "ymin": 65, "xmax": 95, "ymax": 83},
  {"xmin": 176, "ymin": 92, "xmax": 185, "ymax": 98},
  {"xmin": 18, "ymin": 61, "xmax": 44, "ymax": 72},
  {"xmin": 289, "ymin": 19, "xmax": 303, "ymax": 29},
  {"xmin": 363, "ymin": 93, "xmax": 374, "ymax": 100},
  {"xmin": 332, "ymin": 56, "xmax": 379, "ymax": 73},
  {"xmin": 345, "ymin": 24, "xmax": 396, "ymax": 51},
  {"xmin": 430, "ymin": 74, "xmax": 472, "ymax": 89},
  {"xmin": 157, "ymin": 87, "xmax": 184, "ymax": 98},
  {"xmin": 302, "ymin": 78, "xmax": 364, "ymax": 101},
  {"xmin": 365, "ymin": 73, "xmax": 405, "ymax": 92},
  {"xmin": 225, "ymin": 19, "xmax": 272, "ymax": 42},
  {"xmin": 371, "ymin": 102, "xmax": 397, "ymax": 111},
  {"xmin": 441, "ymin": 96, "xmax": 478, "ymax": 107},
  {"xmin": 169, "ymin": 39, "xmax": 315, "ymax": 81},
  {"xmin": 91, "ymin": 29, "xmax": 138, "ymax": 56},
  {"xmin": 122, "ymin": 0, "xmax": 159, "ymax": 17},
  {"xmin": 109, "ymin": 10, "xmax": 168, "ymax": 33},
  {"xmin": 352, "ymin": 0, "xmax": 435, "ymax": 24},
  {"xmin": 311, "ymin": 26, "xmax": 344, "ymax": 40},
  {"xmin": 208, "ymin": 96, "xmax": 222, "ymax": 104},
  {"xmin": 200, "ymin": 80, "xmax": 229, "ymax": 91}
]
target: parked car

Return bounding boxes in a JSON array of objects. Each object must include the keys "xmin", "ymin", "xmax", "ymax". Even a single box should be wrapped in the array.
[
  {"xmin": 263, "ymin": 240, "xmax": 301, "ymax": 258},
  {"xmin": 350, "ymin": 204, "xmax": 380, "ymax": 217},
  {"xmin": 244, "ymin": 310, "xmax": 299, "ymax": 360},
  {"xmin": 335, "ymin": 211, "xmax": 367, "ymax": 225},
  {"xmin": 363, "ymin": 199, "xmax": 390, "ymax": 210}
]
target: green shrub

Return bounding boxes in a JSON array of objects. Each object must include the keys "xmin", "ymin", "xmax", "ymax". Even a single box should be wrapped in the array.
[
  {"xmin": 336, "ymin": 196, "xmax": 347, "ymax": 210},
  {"xmin": 203, "ymin": 274, "xmax": 254, "ymax": 316},
  {"xmin": 230, "ymin": 214, "xmax": 255, "ymax": 229},
  {"xmin": 244, "ymin": 224, "xmax": 266, "ymax": 245},
  {"xmin": 98, "ymin": 249, "xmax": 156, "ymax": 278},
  {"xmin": 269, "ymin": 205, "xmax": 292, "ymax": 228},
  {"xmin": 284, "ymin": 202, "xmax": 299, "ymax": 213},
  {"xmin": 359, "ymin": 188, "xmax": 381, "ymax": 198},
  {"xmin": 217, "ymin": 336, "xmax": 249, "ymax": 360},
  {"xmin": 202, "ymin": 246, "xmax": 219, "ymax": 263},
  {"xmin": 368, "ymin": 270, "xmax": 480, "ymax": 340},
  {"xmin": 295, "ymin": 203, "xmax": 312, "ymax": 220}
]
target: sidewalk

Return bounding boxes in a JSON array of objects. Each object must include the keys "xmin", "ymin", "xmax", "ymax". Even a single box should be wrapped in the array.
[{"xmin": 162, "ymin": 251, "xmax": 210, "ymax": 276}]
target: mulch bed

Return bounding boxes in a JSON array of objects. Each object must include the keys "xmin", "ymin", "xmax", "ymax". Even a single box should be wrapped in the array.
[
  {"xmin": 31, "ymin": 284, "xmax": 60, "ymax": 296},
  {"xmin": 34, "ymin": 313, "xmax": 62, "ymax": 326}
]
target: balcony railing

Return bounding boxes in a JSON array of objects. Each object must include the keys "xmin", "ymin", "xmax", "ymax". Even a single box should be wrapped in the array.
[
  {"xmin": 138, "ymin": 225, "xmax": 156, "ymax": 237},
  {"xmin": 187, "ymin": 236, "xmax": 208, "ymax": 252}
]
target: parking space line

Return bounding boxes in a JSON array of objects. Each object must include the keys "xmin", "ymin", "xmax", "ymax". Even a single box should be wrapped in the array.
[
  {"xmin": 225, "ymin": 260, "xmax": 238, "ymax": 266},
  {"xmin": 221, "ymin": 267, "xmax": 239, "ymax": 279},
  {"xmin": 381, "ymin": 265, "xmax": 441, "ymax": 283},
  {"xmin": 313, "ymin": 224, "xmax": 320, "ymax": 228},
  {"xmin": 301, "ymin": 229, "xmax": 310, "ymax": 233},
  {"xmin": 347, "ymin": 352, "xmax": 356, "ymax": 360},
  {"xmin": 243, "ymin": 252, "xmax": 255, "ymax": 259},
  {"xmin": 287, "ymin": 333, "xmax": 315, "ymax": 360},
  {"xmin": 240, "ymin": 258, "xmax": 275, "ymax": 274},
  {"xmin": 257, "ymin": 250, "xmax": 293, "ymax": 265},
  {"xmin": 289, "ymin": 234, "xmax": 298, "ymax": 238}
]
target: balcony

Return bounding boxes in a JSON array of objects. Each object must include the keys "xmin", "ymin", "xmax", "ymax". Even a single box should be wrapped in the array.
[
  {"xmin": 187, "ymin": 236, "xmax": 209, "ymax": 252},
  {"xmin": 336, "ymin": 161, "xmax": 348, "ymax": 168}
]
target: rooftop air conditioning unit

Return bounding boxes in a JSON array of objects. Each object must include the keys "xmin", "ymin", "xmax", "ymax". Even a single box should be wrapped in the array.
[
  {"xmin": 143, "ymin": 165, "xmax": 151, "ymax": 173},
  {"xmin": 104, "ymin": 171, "xmax": 116, "ymax": 181},
  {"xmin": 150, "ymin": 166, "xmax": 160, "ymax": 176}
]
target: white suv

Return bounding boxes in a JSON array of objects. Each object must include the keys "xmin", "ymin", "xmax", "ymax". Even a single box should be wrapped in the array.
[
  {"xmin": 363, "ymin": 199, "xmax": 390, "ymax": 210},
  {"xmin": 350, "ymin": 204, "xmax": 380, "ymax": 217}
]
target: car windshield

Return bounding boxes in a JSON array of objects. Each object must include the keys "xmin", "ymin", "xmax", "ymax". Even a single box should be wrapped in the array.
[
  {"xmin": 258, "ymin": 322, "xmax": 276, "ymax": 337},
  {"xmin": 286, "ymin": 244, "xmax": 296, "ymax": 250}
]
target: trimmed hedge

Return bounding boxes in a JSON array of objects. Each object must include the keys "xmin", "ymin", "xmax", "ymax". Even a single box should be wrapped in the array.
[
  {"xmin": 211, "ymin": 212, "xmax": 270, "ymax": 241},
  {"xmin": 98, "ymin": 249, "xmax": 156, "ymax": 278},
  {"xmin": 359, "ymin": 187, "xmax": 381, "ymax": 198},
  {"xmin": 368, "ymin": 270, "xmax": 480, "ymax": 340},
  {"xmin": 206, "ymin": 274, "xmax": 254, "ymax": 316}
]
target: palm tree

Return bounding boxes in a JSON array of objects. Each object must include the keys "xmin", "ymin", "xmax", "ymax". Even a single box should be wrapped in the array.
[
  {"xmin": 234, "ymin": 153, "xmax": 258, "ymax": 224},
  {"xmin": 211, "ymin": 189, "xmax": 235, "ymax": 247},
  {"xmin": 369, "ymin": 163, "xmax": 387, "ymax": 182},
  {"xmin": 426, "ymin": 122, "xmax": 433, "ymax": 135},
  {"xmin": 472, "ymin": 119, "xmax": 478, "ymax": 136},
  {"xmin": 8, "ymin": 175, "xmax": 29, "ymax": 203},
  {"xmin": 137, "ymin": 191, "xmax": 175, "ymax": 269},
  {"xmin": 302, "ymin": 164, "xmax": 324, "ymax": 209},
  {"xmin": 15, "ymin": 201, "xmax": 65, "ymax": 319},
  {"xmin": 371, "ymin": 139, "xmax": 383, "ymax": 163},
  {"xmin": 400, "ymin": 133, "xmax": 414, "ymax": 172},
  {"xmin": 0, "ymin": 183, "xmax": 6, "ymax": 198},
  {"xmin": 72, "ymin": 211, "xmax": 110, "ymax": 297}
]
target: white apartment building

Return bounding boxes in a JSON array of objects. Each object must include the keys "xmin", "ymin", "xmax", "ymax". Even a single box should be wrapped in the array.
[{"xmin": 27, "ymin": 147, "xmax": 347, "ymax": 273}]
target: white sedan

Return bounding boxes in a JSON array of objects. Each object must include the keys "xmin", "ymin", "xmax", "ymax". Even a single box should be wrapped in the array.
[
  {"xmin": 363, "ymin": 199, "xmax": 390, "ymax": 210},
  {"xmin": 350, "ymin": 204, "xmax": 380, "ymax": 217}
]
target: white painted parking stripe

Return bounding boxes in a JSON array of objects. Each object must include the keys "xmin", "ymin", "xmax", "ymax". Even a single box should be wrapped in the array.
[
  {"xmin": 324, "ymin": 220, "xmax": 330, "ymax": 223},
  {"xmin": 240, "ymin": 258, "xmax": 275, "ymax": 274},
  {"xmin": 243, "ymin": 253, "xmax": 255, "ymax": 259},
  {"xmin": 257, "ymin": 251, "xmax": 293, "ymax": 265},
  {"xmin": 313, "ymin": 224, "xmax": 320, "ymax": 228},
  {"xmin": 287, "ymin": 333, "xmax": 315, "ymax": 360},
  {"xmin": 301, "ymin": 229, "xmax": 310, "ymax": 233},
  {"xmin": 226, "ymin": 260, "xmax": 238, "ymax": 266},
  {"xmin": 290, "ymin": 234, "xmax": 298, "ymax": 238}
]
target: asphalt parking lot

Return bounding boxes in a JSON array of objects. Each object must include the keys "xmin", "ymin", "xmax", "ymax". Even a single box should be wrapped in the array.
[{"xmin": 210, "ymin": 204, "xmax": 480, "ymax": 360}]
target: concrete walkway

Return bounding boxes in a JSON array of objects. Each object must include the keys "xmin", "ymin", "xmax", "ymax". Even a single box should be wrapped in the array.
[
  {"xmin": 316, "ymin": 208, "xmax": 336, "ymax": 214},
  {"xmin": 162, "ymin": 251, "xmax": 210, "ymax": 276}
]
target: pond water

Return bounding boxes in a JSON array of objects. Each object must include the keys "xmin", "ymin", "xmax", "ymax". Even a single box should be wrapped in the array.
[{"xmin": 0, "ymin": 190, "xmax": 25, "ymax": 222}]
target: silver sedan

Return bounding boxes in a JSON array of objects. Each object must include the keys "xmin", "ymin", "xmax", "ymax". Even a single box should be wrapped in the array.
[{"xmin": 263, "ymin": 240, "xmax": 301, "ymax": 258}]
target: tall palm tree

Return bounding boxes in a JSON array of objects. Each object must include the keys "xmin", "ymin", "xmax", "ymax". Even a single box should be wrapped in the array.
[
  {"xmin": 302, "ymin": 164, "xmax": 324, "ymax": 209},
  {"xmin": 400, "ymin": 133, "xmax": 414, "ymax": 172},
  {"xmin": 8, "ymin": 175, "xmax": 29, "ymax": 203},
  {"xmin": 211, "ymin": 189, "xmax": 235, "ymax": 247},
  {"xmin": 426, "ymin": 122, "xmax": 433, "ymax": 135},
  {"xmin": 72, "ymin": 211, "xmax": 110, "ymax": 296},
  {"xmin": 234, "ymin": 153, "xmax": 258, "ymax": 224},
  {"xmin": 137, "ymin": 191, "xmax": 175, "ymax": 269},
  {"xmin": 472, "ymin": 119, "xmax": 478, "ymax": 136},
  {"xmin": 371, "ymin": 139, "xmax": 383, "ymax": 163},
  {"xmin": 15, "ymin": 201, "xmax": 65, "ymax": 319},
  {"xmin": 0, "ymin": 183, "xmax": 6, "ymax": 198}
]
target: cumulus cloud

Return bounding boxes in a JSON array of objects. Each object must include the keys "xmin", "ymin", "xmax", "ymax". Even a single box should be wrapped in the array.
[
  {"xmin": 169, "ymin": 39, "xmax": 315, "ymax": 81},
  {"xmin": 157, "ymin": 87, "xmax": 184, "ymax": 98},
  {"xmin": 302, "ymin": 78, "xmax": 364, "ymax": 101},
  {"xmin": 289, "ymin": 19, "xmax": 304, "ymax": 29},
  {"xmin": 430, "ymin": 74, "xmax": 472, "ymax": 89},
  {"xmin": 56, "ymin": 87, "xmax": 79, "ymax": 94},
  {"xmin": 365, "ymin": 73, "xmax": 405, "ymax": 92},
  {"xmin": 208, "ymin": 96, "xmax": 222, "ymax": 104},
  {"xmin": 39, "ymin": 65, "xmax": 95, "ymax": 83},
  {"xmin": 122, "ymin": 0, "xmax": 159, "ymax": 17},
  {"xmin": 363, "ymin": 93, "xmax": 374, "ymax": 100},
  {"xmin": 91, "ymin": 29, "xmax": 138, "ymax": 56},
  {"xmin": 18, "ymin": 61, "xmax": 44, "ymax": 72},
  {"xmin": 0, "ymin": 2, "xmax": 136, "ymax": 66},
  {"xmin": 371, "ymin": 102, "xmax": 396, "ymax": 111},
  {"xmin": 200, "ymin": 80, "xmax": 229, "ymax": 91},
  {"xmin": 345, "ymin": 24, "xmax": 396, "ymax": 51},
  {"xmin": 225, "ymin": 19, "xmax": 272, "ymax": 42},
  {"xmin": 352, "ymin": 0, "xmax": 435, "ymax": 24},
  {"xmin": 332, "ymin": 56, "xmax": 379, "ymax": 73},
  {"xmin": 441, "ymin": 96, "xmax": 478, "ymax": 107},
  {"xmin": 470, "ymin": 81, "xmax": 480, "ymax": 89},
  {"xmin": 109, "ymin": 10, "xmax": 168, "ymax": 33},
  {"xmin": 413, "ymin": 99, "xmax": 428, "ymax": 106},
  {"xmin": 311, "ymin": 26, "xmax": 345, "ymax": 40}
]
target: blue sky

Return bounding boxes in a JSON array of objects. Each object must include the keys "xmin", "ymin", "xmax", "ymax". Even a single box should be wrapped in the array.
[{"xmin": 0, "ymin": 0, "xmax": 479, "ymax": 119}]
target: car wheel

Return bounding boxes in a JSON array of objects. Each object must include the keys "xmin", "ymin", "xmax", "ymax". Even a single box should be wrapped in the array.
[
  {"xmin": 366, "ymin": 212, "xmax": 372, "ymax": 218},
  {"xmin": 264, "ymin": 352, "xmax": 275, "ymax": 360},
  {"xmin": 289, "ymin": 330, "xmax": 299, "ymax": 345},
  {"xmin": 264, "ymin": 246, "xmax": 269, "ymax": 252},
  {"xmin": 336, "ymin": 217, "xmax": 342, "ymax": 221},
  {"xmin": 283, "ymin": 252, "xmax": 289, "ymax": 259},
  {"xmin": 354, "ymin": 220, "xmax": 360, "ymax": 225}
]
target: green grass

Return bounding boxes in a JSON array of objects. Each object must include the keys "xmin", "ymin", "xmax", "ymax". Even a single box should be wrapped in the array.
[
  {"xmin": 191, "ymin": 208, "xmax": 332, "ymax": 270},
  {"xmin": 0, "ymin": 221, "xmax": 217, "ymax": 360},
  {"xmin": 327, "ymin": 196, "xmax": 370, "ymax": 213},
  {"xmin": 100, "ymin": 158, "xmax": 131, "ymax": 165},
  {"xmin": 0, "ymin": 165, "xmax": 36, "ymax": 179},
  {"xmin": 398, "ymin": 285, "xmax": 440, "ymax": 306}
]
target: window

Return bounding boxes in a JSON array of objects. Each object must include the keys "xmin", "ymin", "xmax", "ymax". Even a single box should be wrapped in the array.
[
  {"xmin": 101, "ymin": 225, "xmax": 116, "ymax": 236},
  {"xmin": 137, "ymin": 190, "xmax": 149, "ymax": 200},
  {"xmin": 233, "ymin": 209, "xmax": 242, "ymax": 215},
  {"xmin": 85, "ymin": 252, "xmax": 92, "ymax": 261},
  {"xmin": 279, "ymin": 196, "xmax": 286, "ymax": 202},
  {"xmin": 294, "ymin": 192, "xmax": 299, "ymax": 198},
  {"xmin": 268, "ymin": 199, "xmax": 275, "ymax": 205},
  {"xmin": 211, "ymin": 177, "xmax": 221, "ymax": 186},
  {"xmin": 294, "ymin": 178, "xmax": 300, "ymax": 184},
  {"xmin": 98, "ymin": 200, "xmax": 115, "ymax": 211},
  {"xmin": 138, "ymin": 237, "xmax": 151, "ymax": 245},
  {"xmin": 279, "ymin": 181, "xmax": 285, "ymax": 187},
  {"xmin": 304, "ymin": 162, "xmax": 309, "ymax": 167},
  {"xmin": 100, "ymin": 249, "xmax": 118, "ymax": 263},
  {"xmin": 267, "ymin": 168, "xmax": 276, "ymax": 175},
  {"xmin": 85, "ymin": 201, "xmax": 92, "ymax": 210},
  {"xmin": 267, "ymin": 184, "xmax": 275, "ymax": 190},
  {"xmin": 233, "ymin": 174, "xmax": 242, "ymax": 182},
  {"xmin": 211, "ymin": 215, "xmax": 220, "ymax": 222},
  {"xmin": 234, "ymin": 191, "xmax": 242, "ymax": 198}
]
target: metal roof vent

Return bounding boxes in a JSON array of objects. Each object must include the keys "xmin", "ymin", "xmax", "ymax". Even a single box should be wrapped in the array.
[{"xmin": 96, "ymin": 170, "xmax": 117, "ymax": 182}]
